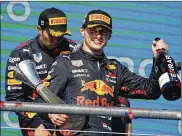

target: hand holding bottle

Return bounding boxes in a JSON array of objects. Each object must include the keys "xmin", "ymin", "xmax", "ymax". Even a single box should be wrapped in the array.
[{"xmin": 154, "ymin": 38, "xmax": 181, "ymax": 101}]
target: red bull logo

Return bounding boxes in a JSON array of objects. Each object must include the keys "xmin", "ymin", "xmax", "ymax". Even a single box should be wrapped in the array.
[
  {"xmin": 81, "ymin": 80, "xmax": 114, "ymax": 97},
  {"xmin": 77, "ymin": 96, "xmax": 114, "ymax": 107}
]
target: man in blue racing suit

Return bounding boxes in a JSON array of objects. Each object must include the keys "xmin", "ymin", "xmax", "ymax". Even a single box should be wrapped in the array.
[
  {"xmin": 45, "ymin": 9, "xmax": 170, "ymax": 136},
  {"xmin": 5, "ymin": 7, "xmax": 78, "ymax": 136}
]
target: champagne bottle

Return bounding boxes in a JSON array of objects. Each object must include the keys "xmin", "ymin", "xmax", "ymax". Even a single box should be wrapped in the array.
[{"xmin": 155, "ymin": 38, "xmax": 181, "ymax": 101}]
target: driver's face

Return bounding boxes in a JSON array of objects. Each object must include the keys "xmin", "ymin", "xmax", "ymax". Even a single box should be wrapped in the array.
[
  {"xmin": 83, "ymin": 26, "xmax": 111, "ymax": 52},
  {"xmin": 39, "ymin": 28, "xmax": 64, "ymax": 50}
]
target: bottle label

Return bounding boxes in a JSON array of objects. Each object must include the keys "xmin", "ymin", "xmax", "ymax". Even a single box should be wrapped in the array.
[
  {"xmin": 158, "ymin": 72, "xmax": 170, "ymax": 89},
  {"xmin": 159, "ymin": 72, "xmax": 181, "ymax": 89}
]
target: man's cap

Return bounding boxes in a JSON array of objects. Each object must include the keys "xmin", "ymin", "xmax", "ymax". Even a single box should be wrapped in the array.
[
  {"xmin": 82, "ymin": 9, "xmax": 112, "ymax": 31},
  {"xmin": 38, "ymin": 7, "xmax": 71, "ymax": 37}
]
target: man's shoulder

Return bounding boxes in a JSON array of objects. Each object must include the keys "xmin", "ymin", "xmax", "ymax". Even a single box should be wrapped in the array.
[
  {"xmin": 61, "ymin": 38, "xmax": 77, "ymax": 47},
  {"xmin": 14, "ymin": 38, "xmax": 35, "ymax": 51},
  {"xmin": 60, "ymin": 50, "xmax": 79, "ymax": 59},
  {"xmin": 105, "ymin": 58, "xmax": 128, "ymax": 73},
  {"xmin": 107, "ymin": 58, "xmax": 127, "ymax": 69},
  {"xmin": 106, "ymin": 58, "xmax": 121, "ymax": 66},
  {"xmin": 64, "ymin": 38, "xmax": 77, "ymax": 45},
  {"xmin": 62, "ymin": 38, "xmax": 81, "ymax": 52},
  {"xmin": 56, "ymin": 49, "xmax": 80, "ymax": 63}
]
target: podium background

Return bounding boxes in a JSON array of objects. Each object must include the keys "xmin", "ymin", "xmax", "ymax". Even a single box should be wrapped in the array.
[{"xmin": 1, "ymin": 2, "xmax": 181, "ymax": 135}]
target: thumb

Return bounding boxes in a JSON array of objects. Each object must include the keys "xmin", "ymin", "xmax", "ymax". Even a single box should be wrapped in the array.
[{"xmin": 152, "ymin": 40, "xmax": 157, "ymax": 47}]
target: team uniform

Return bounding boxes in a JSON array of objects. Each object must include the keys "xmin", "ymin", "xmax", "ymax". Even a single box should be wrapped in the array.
[
  {"xmin": 5, "ymin": 36, "xmax": 78, "ymax": 136},
  {"xmin": 45, "ymin": 48, "xmax": 161, "ymax": 136}
]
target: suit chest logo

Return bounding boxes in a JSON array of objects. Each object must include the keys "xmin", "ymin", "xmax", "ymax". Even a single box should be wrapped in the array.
[
  {"xmin": 33, "ymin": 53, "xmax": 42, "ymax": 62},
  {"xmin": 71, "ymin": 60, "xmax": 83, "ymax": 67}
]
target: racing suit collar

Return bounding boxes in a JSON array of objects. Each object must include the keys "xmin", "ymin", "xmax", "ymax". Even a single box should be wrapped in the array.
[
  {"xmin": 36, "ymin": 36, "xmax": 59, "ymax": 56},
  {"xmin": 36, "ymin": 36, "xmax": 50, "ymax": 52},
  {"xmin": 80, "ymin": 48, "xmax": 106, "ymax": 61}
]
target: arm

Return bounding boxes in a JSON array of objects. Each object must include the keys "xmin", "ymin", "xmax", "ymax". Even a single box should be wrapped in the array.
[
  {"xmin": 46, "ymin": 55, "xmax": 69, "ymax": 96},
  {"xmin": 117, "ymin": 58, "xmax": 161, "ymax": 99},
  {"xmin": 5, "ymin": 49, "xmax": 22, "ymax": 101},
  {"xmin": 5, "ymin": 48, "xmax": 32, "ymax": 102},
  {"xmin": 65, "ymin": 37, "xmax": 81, "ymax": 53},
  {"xmin": 5, "ymin": 47, "xmax": 34, "ymax": 119},
  {"xmin": 125, "ymin": 120, "xmax": 132, "ymax": 136},
  {"xmin": 41, "ymin": 55, "xmax": 69, "ymax": 126},
  {"xmin": 117, "ymin": 39, "xmax": 168, "ymax": 100}
]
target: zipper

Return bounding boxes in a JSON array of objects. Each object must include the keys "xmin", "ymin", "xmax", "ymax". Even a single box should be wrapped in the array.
[
  {"xmin": 97, "ymin": 61, "xmax": 100, "ymax": 71},
  {"xmin": 97, "ymin": 61, "xmax": 101, "ymax": 90}
]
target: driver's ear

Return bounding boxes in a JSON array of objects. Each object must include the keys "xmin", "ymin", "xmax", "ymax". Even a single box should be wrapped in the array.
[
  {"xmin": 80, "ymin": 27, "xmax": 85, "ymax": 37},
  {"xmin": 37, "ymin": 25, "xmax": 43, "ymax": 36}
]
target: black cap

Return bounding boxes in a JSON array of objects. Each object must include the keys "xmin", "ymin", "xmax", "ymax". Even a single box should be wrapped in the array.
[
  {"xmin": 82, "ymin": 9, "xmax": 112, "ymax": 31},
  {"xmin": 38, "ymin": 7, "xmax": 71, "ymax": 37}
]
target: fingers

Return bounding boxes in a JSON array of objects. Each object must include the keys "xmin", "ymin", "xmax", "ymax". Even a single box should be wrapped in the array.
[
  {"xmin": 59, "ymin": 114, "xmax": 69, "ymax": 119},
  {"xmin": 153, "ymin": 39, "xmax": 168, "ymax": 51},
  {"xmin": 48, "ymin": 114, "xmax": 68, "ymax": 126},
  {"xmin": 152, "ymin": 39, "xmax": 168, "ymax": 57},
  {"xmin": 152, "ymin": 40, "xmax": 157, "ymax": 47},
  {"xmin": 52, "ymin": 118, "xmax": 65, "ymax": 126}
]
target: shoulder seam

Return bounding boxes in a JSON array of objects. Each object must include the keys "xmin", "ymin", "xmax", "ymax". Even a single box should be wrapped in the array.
[{"xmin": 15, "ymin": 39, "xmax": 34, "ymax": 50}]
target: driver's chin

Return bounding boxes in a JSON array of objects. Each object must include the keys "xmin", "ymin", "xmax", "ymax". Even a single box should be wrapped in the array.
[
  {"xmin": 91, "ymin": 42, "xmax": 104, "ymax": 50},
  {"xmin": 46, "ymin": 43, "xmax": 58, "ymax": 50}
]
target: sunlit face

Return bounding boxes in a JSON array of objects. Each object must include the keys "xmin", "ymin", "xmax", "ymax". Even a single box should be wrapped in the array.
[
  {"xmin": 38, "ymin": 26, "xmax": 64, "ymax": 50},
  {"xmin": 82, "ymin": 26, "xmax": 111, "ymax": 54}
]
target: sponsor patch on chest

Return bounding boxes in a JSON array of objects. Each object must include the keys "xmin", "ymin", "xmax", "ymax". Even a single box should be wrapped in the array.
[
  {"xmin": 71, "ymin": 60, "xmax": 83, "ymax": 67},
  {"xmin": 33, "ymin": 53, "xmax": 42, "ymax": 62}
]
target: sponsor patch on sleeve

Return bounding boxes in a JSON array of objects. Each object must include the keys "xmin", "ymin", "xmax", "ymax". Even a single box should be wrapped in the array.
[
  {"xmin": 7, "ymin": 71, "xmax": 14, "ymax": 78},
  {"xmin": 7, "ymin": 79, "xmax": 22, "ymax": 85}
]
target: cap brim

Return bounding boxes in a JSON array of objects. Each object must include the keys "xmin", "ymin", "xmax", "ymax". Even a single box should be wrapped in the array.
[
  {"xmin": 87, "ymin": 24, "xmax": 112, "ymax": 31},
  {"xmin": 49, "ymin": 28, "xmax": 71, "ymax": 37}
]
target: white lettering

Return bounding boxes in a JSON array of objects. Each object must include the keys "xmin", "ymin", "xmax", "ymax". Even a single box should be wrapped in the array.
[
  {"xmin": 9, "ymin": 57, "xmax": 20, "ymax": 63},
  {"xmin": 7, "ymin": 86, "xmax": 22, "ymax": 90},
  {"xmin": 8, "ymin": 66, "xmax": 16, "ymax": 70},
  {"xmin": 36, "ymin": 64, "xmax": 47, "ymax": 70},
  {"xmin": 23, "ymin": 49, "xmax": 30, "ymax": 53},
  {"xmin": 165, "ymin": 54, "xmax": 175, "ymax": 73},
  {"xmin": 171, "ymin": 73, "xmax": 177, "ymax": 78},
  {"xmin": 73, "ymin": 74, "xmax": 90, "ymax": 77},
  {"xmin": 165, "ymin": 54, "xmax": 171, "ymax": 60},
  {"xmin": 168, "ymin": 64, "xmax": 174, "ymax": 69},
  {"xmin": 72, "ymin": 69, "xmax": 88, "ymax": 73},
  {"xmin": 38, "ymin": 70, "xmax": 47, "ymax": 74},
  {"xmin": 167, "ymin": 59, "xmax": 172, "ymax": 65}
]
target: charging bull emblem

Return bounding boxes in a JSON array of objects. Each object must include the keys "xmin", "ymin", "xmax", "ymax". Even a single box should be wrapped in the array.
[{"xmin": 81, "ymin": 80, "xmax": 114, "ymax": 97}]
